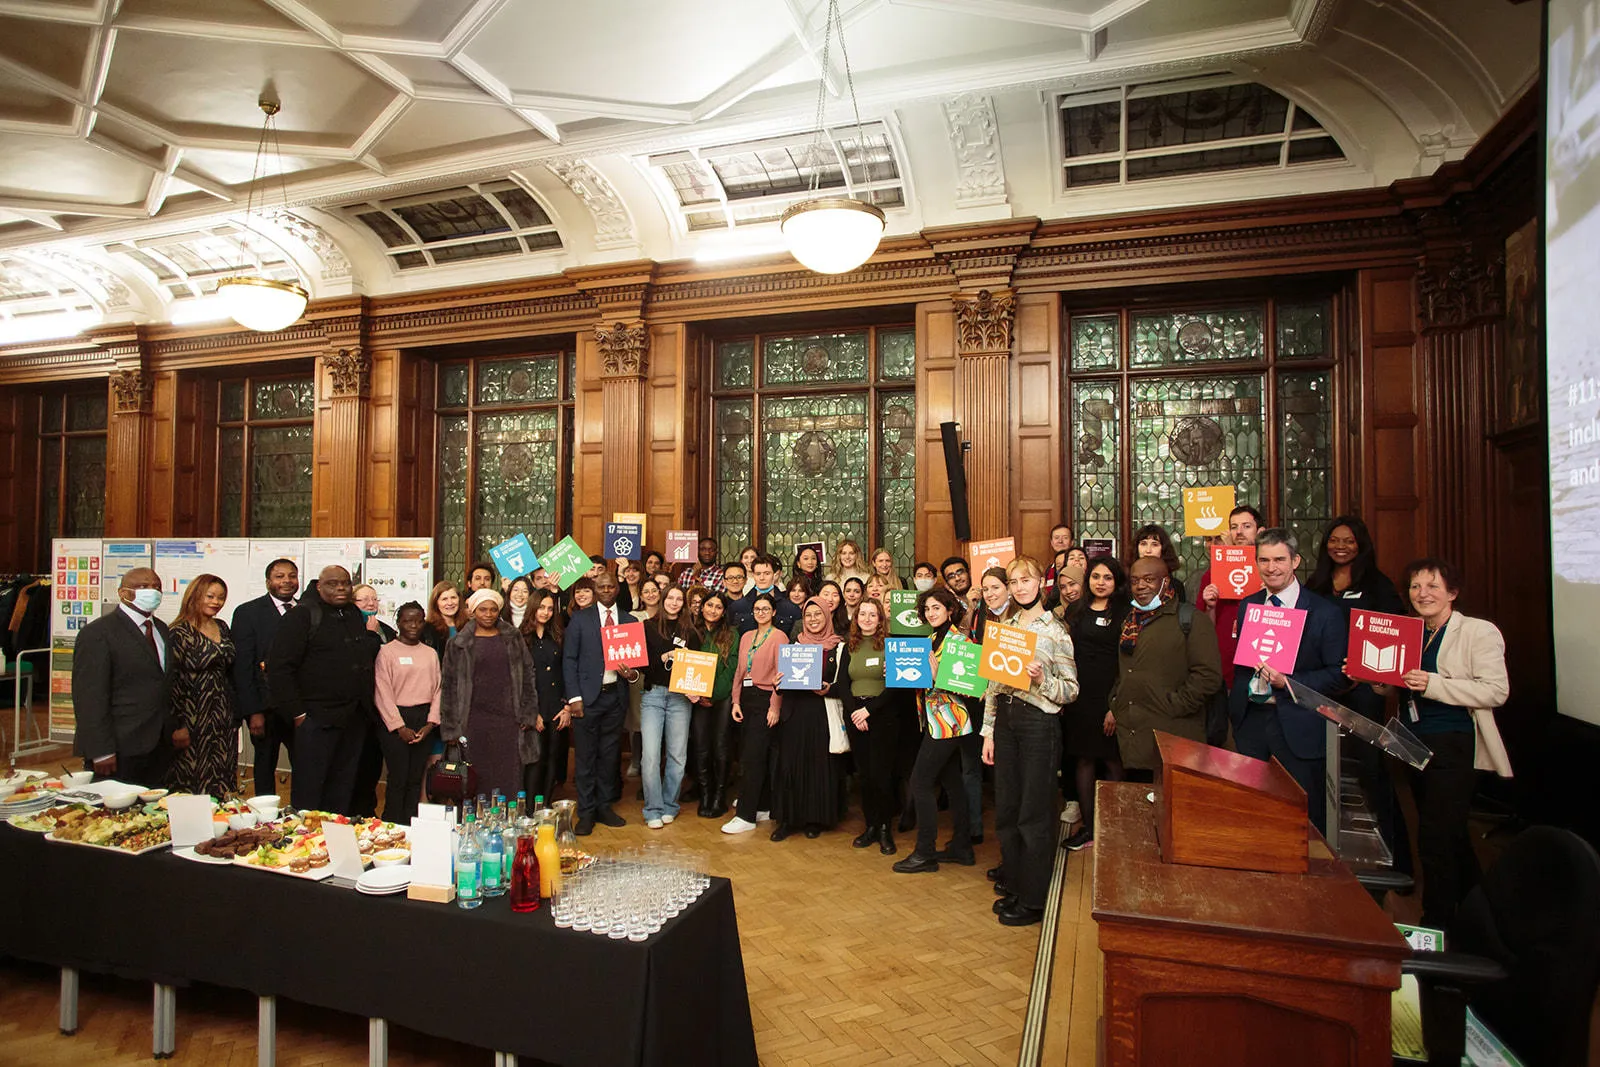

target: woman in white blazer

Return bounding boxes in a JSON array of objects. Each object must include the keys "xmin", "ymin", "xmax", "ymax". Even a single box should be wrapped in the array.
[{"xmin": 1379, "ymin": 558, "xmax": 1510, "ymax": 928}]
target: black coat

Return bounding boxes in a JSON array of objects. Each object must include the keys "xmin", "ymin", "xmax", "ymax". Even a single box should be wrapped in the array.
[
  {"xmin": 267, "ymin": 598, "xmax": 377, "ymax": 728},
  {"xmin": 525, "ymin": 629, "xmax": 565, "ymax": 723},
  {"xmin": 230, "ymin": 594, "xmax": 293, "ymax": 721},
  {"xmin": 70, "ymin": 607, "xmax": 177, "ymax": 761}
]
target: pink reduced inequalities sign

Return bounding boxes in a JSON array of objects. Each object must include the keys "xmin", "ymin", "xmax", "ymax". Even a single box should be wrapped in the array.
[{"xmin": 1233, "ymin": 603, "xmax": 1307, "ymax": 675}]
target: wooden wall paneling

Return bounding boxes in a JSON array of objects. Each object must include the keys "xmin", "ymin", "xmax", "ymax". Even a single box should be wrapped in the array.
[
  {"xmin": 573, "ymin": 334, "xmax": 606, "ymax": 551},
  {"xmin": 916, "ymin": 300, "xmax": 958, "ymax": 566},
  {"xmin": 645, "ymin": 323, "xmax": 691, "ymax": 544},
  {"xmin": 1011, "ymin": 292, "xmax": 1062, "ymax": 559},
  {"xmin": 953, "ymin": 290, "xmax": 1016, "ymax": 543},
  {"xmin": 1421, "ymin": 324, "xmax": 1495, "ymax": 608},
  {"xmin": 396, "ymin": 350, "xmax": 425, "ymax": 536},
  {"xmin": 310, "ymin": 349, "xmax": 370, "ymax": 538},
  {"xmin": 106, "ymin": 370, "xmax": 153, "ymax": 538},
  {"xmin": 167, "ymin": 372, "xmax": 205, "ymax": 537},
  {"xmin": 1358, "ymin": 267, "xmax": 1424, "ymax": 574},
  {"xmin": 365, "ymin": 349, "xmax": 400, "ymax": 538},
  {"xmin": 0, "ymin": 390, "xmax": 40, "ymax": 570}
]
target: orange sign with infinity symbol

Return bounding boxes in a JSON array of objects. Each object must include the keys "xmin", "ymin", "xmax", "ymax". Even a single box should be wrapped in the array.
[{"xmin": 978, "ymin": 620, "xmax": 1036, "ymax": 687}]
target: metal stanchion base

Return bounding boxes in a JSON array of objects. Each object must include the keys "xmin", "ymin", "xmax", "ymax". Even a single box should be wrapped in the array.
[
  {"xmin": 258, "ymin": 995, "xmax": 276, "ymax": 1067},
  {"xmin": 152, "ymin": 983, "xmax": 176, "ymax": 1059},
  {"xmin": 368, "ymin": 1017, "xmax": 387, "ymax": 1067},
  {"xmin": 58, "ymin": 966, "xmax": 78, "ymax": 1035}
]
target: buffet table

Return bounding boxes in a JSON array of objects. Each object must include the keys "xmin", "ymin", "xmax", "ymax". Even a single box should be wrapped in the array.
[{"xmin": 0, "ymin": 827, "xmax": 758, "ymax": 1066}]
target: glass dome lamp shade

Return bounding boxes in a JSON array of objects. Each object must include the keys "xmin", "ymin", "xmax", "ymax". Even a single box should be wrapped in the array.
[
  {"xmin": 217, "ymin": 276, "xmax": 308, "ymax": 332},
  {"xmin": 780, "ymin": 197, "xmax": 886, "ymax": 275}
]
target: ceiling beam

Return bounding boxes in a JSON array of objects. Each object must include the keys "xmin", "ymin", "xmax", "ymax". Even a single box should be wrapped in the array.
[
  {"xmin": 450, "ymin": 55, "xmax": 562, "ymax": 143},
  {"xmin": 884, "ymin": 0, "xmax": 1152, "ymax": 32},
  {"xmin": 110, "ymin": 12, "xmax": 331, "ymax": 48},
  {"xmin": 144, "ymin": 147, "xmax": 182, "ymax": 217},
  {"xmin": 442, "ymin": 0, "xmax": 513, "ymax": 58},
  {"xmin": 693, "ymin": 0, "xmax": 884, "ymax": 123},
  {"xmin": 350, "ymin": 94, "xmax": 412, "ymax": 158},
  {"xmin": 0, "ymin": 0, "xmax": 105, "ymax": 25},
  {"xmin": 780, "ymin": 0, "xmax": 840, "ymax": 97},
  {"xmin": 0, "ymin": 197, "xmax": 147, "ymax": 219}
]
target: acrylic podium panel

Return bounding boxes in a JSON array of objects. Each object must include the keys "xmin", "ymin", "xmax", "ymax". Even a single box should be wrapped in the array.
[{"xmin": 1093, "ymin": 781, "xmax": 1407, "ymax": 1067}]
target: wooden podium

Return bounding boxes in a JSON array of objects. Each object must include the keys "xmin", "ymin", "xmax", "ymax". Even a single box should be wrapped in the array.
[{"xmin": 1092, "ymin": 734, "xmax": 1407, "ymax": 1067}]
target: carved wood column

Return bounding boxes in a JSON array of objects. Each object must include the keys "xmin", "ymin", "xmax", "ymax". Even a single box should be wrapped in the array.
[
  {"xmin": 953, "ymin": 289, "xmax": 1016, "ymax": 541},
  {"xmin": 309, "ymin": 304, "xmax": 371, "ymax": 536},
  {"xmin": 100, "ymin": 328, "xmax": 153, "ymax": 537},
  {"xmin": 596, "ymin": 320, "xmax": 648, "ymax": 518}
]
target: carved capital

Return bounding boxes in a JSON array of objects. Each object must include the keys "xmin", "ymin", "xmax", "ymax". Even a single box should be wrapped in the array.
[
  {"xmin": 953, "ymin": 289, "xmax": 1016, "ymax": 355},
  {"xmin": 1416, "ymin": 249, "xmax": 1503, "ymax": 330},
  {"xmin": 596, "ymin": 321, "xmax": 649, "ymax": 378},
  {"xmin": 324, "ymin": 347, "xmax": 371, "ymax": 398},
  {"xmin": 110, "ymin": 368, "xmax": 151, "ymax": 414}
]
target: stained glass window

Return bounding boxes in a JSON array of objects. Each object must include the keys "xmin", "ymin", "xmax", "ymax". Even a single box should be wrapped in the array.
[
  {"xmin": 36, "ymin": 390, "xmax": 106, "ymax": 561},
  {"xmin": 1132, "ymin": 308, "xmax": 1264, "ymax": 366},
  {"xmin": 434, "ymin": 354, "xmax": 574, "ymax": 584},
  {"xmin": 762, "ymin": 332, "xmax": 868, "ymax": 386},
  {"xmin": 1131, "ymin": 375, "xmax": 1266, "ymax": 580},
  {"xmin": 880, "ymin": 328, "xmax": 916, "ymax": 380},
  {"xmin": 713, "ymin": 399, "xmax": 753, "ymax": 562},
  {"xmin": 66, "ymin": 393, "xmax": 107, "ymax": 433},
  {"xmin": 1277, "ymin": 301, "xmax": 1329, "ymax": 359},
  {"xmin": 1071, "ymin": 314, "xmax": 1120, "ymax": 371},
  {"xmin": 216, "ymin": 375, "xmax": 314, "ymax": 539},
  {"xmin": 1278, "ymin": 371, "xmax": 1333, "ymax": 578},
  {"xmin": 474, "ymin": 410, "xmax": 559, "ymax": 562},
  {"xmin": 762, "ymin": 393, "xmax": 869, "ymax": 561},
  {"xmin": 716, "ymin": 341, "xmax": 754, "ymax": 391},
  {"xmin": 877, "ymin": 392, "xmax": 916, "ymax": 566},
  {"xmin": 1071, "ymin": 380, "xmax": 1120, "ymax": 542}
]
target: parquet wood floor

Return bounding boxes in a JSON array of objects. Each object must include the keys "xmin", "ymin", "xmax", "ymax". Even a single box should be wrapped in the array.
[{"xmin": 0, "ymin": 722, "xmax": 1052, "ymax": 1066}]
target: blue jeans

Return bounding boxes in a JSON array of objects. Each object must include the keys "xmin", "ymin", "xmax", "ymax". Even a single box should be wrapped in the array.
[{"xmin": 640, "ymin": 686, "xmax": 692, "ymax": 821}]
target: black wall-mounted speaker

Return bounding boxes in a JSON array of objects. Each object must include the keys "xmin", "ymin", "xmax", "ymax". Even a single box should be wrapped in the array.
[{"xmin": 940, "ymin": 421, "xmax": 971, "ymax": 543}]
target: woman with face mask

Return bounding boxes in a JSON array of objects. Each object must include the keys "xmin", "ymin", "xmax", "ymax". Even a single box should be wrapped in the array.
[
  {"xmin": 980, "ymin": 557, "xmax": 1080, "ymax": 927},
  {"xmin": 971, "ymin": 567, "xmax": 1011, "ymax": 641},
  {"xmin": 911, "ymin": 562, "xmax": 939, "ymax": 593}
]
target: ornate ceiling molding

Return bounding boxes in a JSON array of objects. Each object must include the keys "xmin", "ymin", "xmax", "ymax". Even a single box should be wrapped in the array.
[
  {"xmin": 953, "ymin": 288, "xmax": 1015, "ymax": 355},
  {"xmin": 942, "ymin": 93, "xmax": 1008, "ymax": 210},
  {"xmin": 265, "ymin": 211, "xmax": 356, "ymax": 284},
  {"xmin": 596, "ymin": 321, "xmax": 649, "ymax": 379},
  {"xmin": 547, "ymin": 160, "xmax": 639, "ymax": 251}
]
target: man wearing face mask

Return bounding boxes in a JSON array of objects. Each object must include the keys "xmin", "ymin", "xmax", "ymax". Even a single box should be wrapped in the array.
[
  {"xmin": 72, "ymin": 568, "xmax": 180, "ymax": 785},
  {"xmin": 741, "ymin": 554, "xmax": 801, "ymax": 633},
  {"xmin": 268, "ymin": 565, "xmax": 378, "ymax": 814},
  {"xmin": 1227, "ymin": 529, "xmax": 1347, "ymax": 834},
  {"xmin": 1105, "ymin": 558, "xmax": 1221, "ymax": 783}
]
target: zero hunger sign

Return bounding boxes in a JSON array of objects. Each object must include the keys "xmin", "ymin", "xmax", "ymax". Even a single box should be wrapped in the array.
[{"xmin": 1183, "ymin": 486, "xmax": 1235, "ymax": 537}]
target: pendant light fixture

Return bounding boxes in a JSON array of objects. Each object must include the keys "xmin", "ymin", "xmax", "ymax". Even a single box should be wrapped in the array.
[
  {"xmin": 780, "ymin": 0, "xmax": 885, "ymax": 275},
  {"xmin": 217, "ymin": 97, "xmax": 308, "ymax": 332}
]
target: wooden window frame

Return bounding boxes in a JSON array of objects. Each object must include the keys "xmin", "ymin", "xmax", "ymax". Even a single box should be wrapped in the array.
[{"xmin": 214, "ymin": 373, "xmax": 316, "ymax": 538}]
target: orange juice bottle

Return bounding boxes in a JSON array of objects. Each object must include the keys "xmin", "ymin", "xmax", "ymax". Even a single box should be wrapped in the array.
[{"xmin": 534, "ymin": 817, "xmax": 561, "ymax": 898}]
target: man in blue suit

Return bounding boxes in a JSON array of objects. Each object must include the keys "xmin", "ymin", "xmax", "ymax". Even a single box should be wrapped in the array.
[
  {"xmin": 1228, "ymin": 528, "xmax": 1347, "ymax": 834},
  {"xmin": 562, "ymin": 570, "xmax": 637, "ymax": 835}
]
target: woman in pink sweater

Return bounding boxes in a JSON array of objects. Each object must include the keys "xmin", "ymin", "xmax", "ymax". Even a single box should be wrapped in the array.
[
  {"xmin": 374, "ymin": 601, "xmax": 442, "ymax": 823},
  {"xmin": 720, "ymin": 593, "xmax": 787, "ymax": 835}
]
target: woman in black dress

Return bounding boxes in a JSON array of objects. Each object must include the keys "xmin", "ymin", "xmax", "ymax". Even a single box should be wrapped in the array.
[
  {"xmin": 1060, "ymin": 558, "xmax": 1129, "ymax": 850},
  {"xmin": 520, "ymin": 588, "xmax": 569, "ymax": 802},
  {"xmin": 167, "ymin": 573, "xmax": 238, "ymax": 797},
  {"xmin": 771, "ymin": 598, "xmax": 851, "ymax": 841},
  {"xmin": 441, "ymin": 588, "xmax": 541, "ymax": 799}
]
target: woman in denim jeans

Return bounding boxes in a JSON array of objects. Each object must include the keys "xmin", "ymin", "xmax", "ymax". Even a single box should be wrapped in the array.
[{"xmin": 639, "ymin": 585, "xmax": 700, "ymax": 828}]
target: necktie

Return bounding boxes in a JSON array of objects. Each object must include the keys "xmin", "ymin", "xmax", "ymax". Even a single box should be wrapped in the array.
[
  {"xmin": 143, "ymin": 620, "xmax": 159, "ymax": 661},
  {"xmin": 604, "ymin": 607, "xmax": 614, "ymax": 628},
  {"xmin": 1269, "ymin": 594, "xmax": 1282, "ymax": 607},
  {"xmin": 278, "ymin": 598, "xmax": 295, "ymax": 615}
]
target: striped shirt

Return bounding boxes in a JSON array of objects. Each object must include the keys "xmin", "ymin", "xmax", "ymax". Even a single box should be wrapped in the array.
[{"xmin": 981, "ymin": 608, "xmax": 1079, "ymax": 738}]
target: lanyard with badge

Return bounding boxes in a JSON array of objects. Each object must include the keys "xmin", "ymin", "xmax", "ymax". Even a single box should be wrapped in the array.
[
  {"xmin": 744, "ymin": 628, "xmax": 772, "ymax": 685},
  {"xmin": 1406, "ymin": 621, "xmax": 1448, "ymax": 723}
]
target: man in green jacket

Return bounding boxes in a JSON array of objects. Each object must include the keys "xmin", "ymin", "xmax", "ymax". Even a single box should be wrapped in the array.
[{"xmin": 1109, "ymin": 558, "xmax": 1223, "ymax": 772}]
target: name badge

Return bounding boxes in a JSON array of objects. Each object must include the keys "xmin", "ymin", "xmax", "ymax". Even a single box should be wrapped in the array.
[
  {"xmin": 1095, "ymin": 616, "xmax": 1110, "ymax": 627},
  {"xmin": 865, "ymin": 658, "xmax": 880, "ymax": 667},
  {"xmin": 743, "ymin": 677, "xmax": 755, "ymax": 687},
  {"xmin": 673, "ymin": 636, "xmax": 687, "ymax": 647},
  {"xmin": 1342, "ymin": 590, "xmax": 1362, "ymax": 599},
  {"xmin": 398, "ymin": 656, "xmax": 414, "ymax": 665}
]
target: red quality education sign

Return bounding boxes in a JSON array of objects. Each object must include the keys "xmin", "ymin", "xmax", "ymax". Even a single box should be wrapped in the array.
[
  {"xmin": 1210, "ymin": 545, "xmax": 1262, "ymax": 599},
  {"xmin": 602, "ymin": 621, "xmax": 650, "ymax": 670},
  {"xmin": 1345, "ymin": 609, "xmax": 1424, "ymax": 686}
]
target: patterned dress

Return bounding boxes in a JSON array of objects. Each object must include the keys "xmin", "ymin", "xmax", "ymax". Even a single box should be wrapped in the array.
[{"xmin": 166, "ymin": 621, "xmax": 238, "ymax": 797}]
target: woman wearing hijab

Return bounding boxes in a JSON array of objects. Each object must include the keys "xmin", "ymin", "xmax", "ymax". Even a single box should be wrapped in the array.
[
  {"xmin": 770, "ymin": 597, "xmax": 852, "ymax": 841},
  {"xmin": 440, "ymin": 588, "xmax": 542, "ymax": 798},
  {"xmin": 893, "ymin": 587, "xmax": 975, "ymax": 874}
]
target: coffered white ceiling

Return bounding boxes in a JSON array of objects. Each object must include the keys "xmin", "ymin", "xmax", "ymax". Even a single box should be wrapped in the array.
[{"xmin": 0, "ymin": 0, "xmax": 1541, "ymax": 336}]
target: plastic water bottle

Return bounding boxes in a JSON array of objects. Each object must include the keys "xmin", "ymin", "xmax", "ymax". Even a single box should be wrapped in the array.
[
  {"xmin": 480, "ymin": 807, "xmax": 506, "ymax": 898},
  {"xmin": 455, "ymin": 813, "xmax": 482, "ymax": 909}
]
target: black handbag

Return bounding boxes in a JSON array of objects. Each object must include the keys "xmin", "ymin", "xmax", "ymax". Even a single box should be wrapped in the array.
[{"xmin": 427, "ymin": 737, "xmax": 477, "ymax": 803}]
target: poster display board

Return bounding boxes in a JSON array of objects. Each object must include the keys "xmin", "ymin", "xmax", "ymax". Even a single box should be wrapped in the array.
[
  {"xmin": 362, "ymin": 540, "xmax": 434, "ymax": 624},
  {"xmin": 152, "ymin": 540, "xmax": 252, "ymax": 624},
  {"xmin": 303, "ymin": 539, "xmax": 366, "ymax": 591},
  {"xmin": 244, "ymin": 540, "xmax": 304, "ymax": 603},
  {"xmin": 49, "ymin": 540, "xmax": 103, "ymax": 743}
]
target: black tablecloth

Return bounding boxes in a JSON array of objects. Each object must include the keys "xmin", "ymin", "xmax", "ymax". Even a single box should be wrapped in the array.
[{"xmin": 0, "ymin": 829, "xmax": 757, "ymax": 1067}]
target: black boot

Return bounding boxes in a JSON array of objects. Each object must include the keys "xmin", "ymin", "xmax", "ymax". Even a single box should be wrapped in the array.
[
  {"xmin": 853, "ymin": 825, "xmax": 878, "ymax": 848},
  {"xmin": 701, "ymin": 743, "xmax": 730, "ymax": 818},
  {"xmin": 878, "ymin": 824, "xmax": 897, "ymax": 855}
]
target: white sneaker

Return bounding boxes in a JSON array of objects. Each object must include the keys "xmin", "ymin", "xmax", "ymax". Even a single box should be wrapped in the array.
[
  {"xmin": 1062, "ymin": 801, "xmax": 1082, "ymax": 825},
  {"xmin": 661, "ymin": 814, "xmax": 675, "ymax": 824},
  {"xmin": 626, "ymin": 762, "xmax": 640, "ymax": 778},
  {"xmin": 646, "ymin": 817, "xmax": 664, "ymax": 829},
  {"xmin": 756, "ymin": 810, "xmax": 771, "ymax": 823},
  {"xmin": 721, "ymin": 816, "xmax": 757, "ymax": 834}
]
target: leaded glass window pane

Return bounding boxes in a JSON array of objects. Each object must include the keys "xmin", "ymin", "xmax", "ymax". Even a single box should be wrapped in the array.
[
  {"xmin": 40, "ymin": 445, "xmax": 60, "ymax": 544},
  {"xmin": 1278, "ymin": 371, "xmax": 1333, "ymax": 579},
  {"xmin": 474, "ymin": 410, "xmax": 559, "ymax": 564},
  {"xmin": 440, "ymin": 364, "xmax": 470, "ymax": 408},
  {"xmin": 880, "ymin": 328, "xmax": 915, "ymax": 380},
  {"xmin": 1071, "ymin": 380, "xmax": 1121, "ymax": 542},
  {"xmin": 66, "ymin": 393, "xmax": 107, "ymax": 432},
  {"xmin": 251, "ymin": 378, "xmax": 314, "ymax": 420},
  {"xmin": 715, "ymin": 341, "xmax": 754, "ymax": 391},
  {"xmin": 1131, "ymin": 375, "xmax": 1265, "ymax": 580},
  {"xmin": 220, "ymin": 381, "xmax": 246, "ymax": 423},
  {"xmin": 1132, "ymin": 308, "xmax": 1264, "ymax": 367},
  {"xmin": 64, "ymin": 436, "xmax": 105, "ymax": 537},
  {"xmin": 762, "ymin": 332, "xmax": 868, "ymax": 387},
  {"xmin": 877, "ymin": 392, "xmax": 916, "ymax": 571},
  {"xmin": 564, "ymin": 350, "xmax": 577, "ymax": 401},
  {"xmin": 713, "ymin": 399, "xmax": 753, "ymax": 563},
  {"xmin": 1277, "ymin": 301, "xmax": 1329, "ymax": 359},
  {"xmin": 248, "ymin": 425, "xmax": 313, "ymax": 538},
  {"xmin": 761, "ymin": 393, "xmax": 868, "ymax": 561},
  {"xmin": 1071, "ymin": 314, "xmax": 1120, "ymax": 371},
  {"xmin": 476, "ymin": 357, "xmax": 559, "ymax": 406},
  {"xmin": 42, "ymin": 396, "xmax": 63, "ymax": 433},
  {"xmin": 437, "ymin": 415, "xmax": 469, "ymax": 587},
  {"xmin": 218, "ymin": 426, "xmax": 244, "ymax": 537}
]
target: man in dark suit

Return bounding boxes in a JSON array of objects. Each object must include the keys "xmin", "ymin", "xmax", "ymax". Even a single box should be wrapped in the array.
[
  {"xmin": 231, "ymin": 557, "xmax": 300, "ymax": 797},
  {"xmin": 268, "ymin": 565, "xmax": 376, "ymax": 815},
  {"xmin": 72, "ymin": 567, "xmax": 178, "ymax": 785},
  {"xmin": 562, "ymin": 570, "xmax": 638, "ymax": 835},
  {"xmin": 1227, "ymin": 528, "xmax": 1347, "ymax": 834}
]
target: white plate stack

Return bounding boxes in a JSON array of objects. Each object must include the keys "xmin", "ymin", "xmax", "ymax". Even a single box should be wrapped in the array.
[
  {"xmin": 0, "ymin": 792, "xmax": 63, "ymax": 818},
  {"xmin": 355, "ymin": 865, "xmax": 412, "ymax": 896}
]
